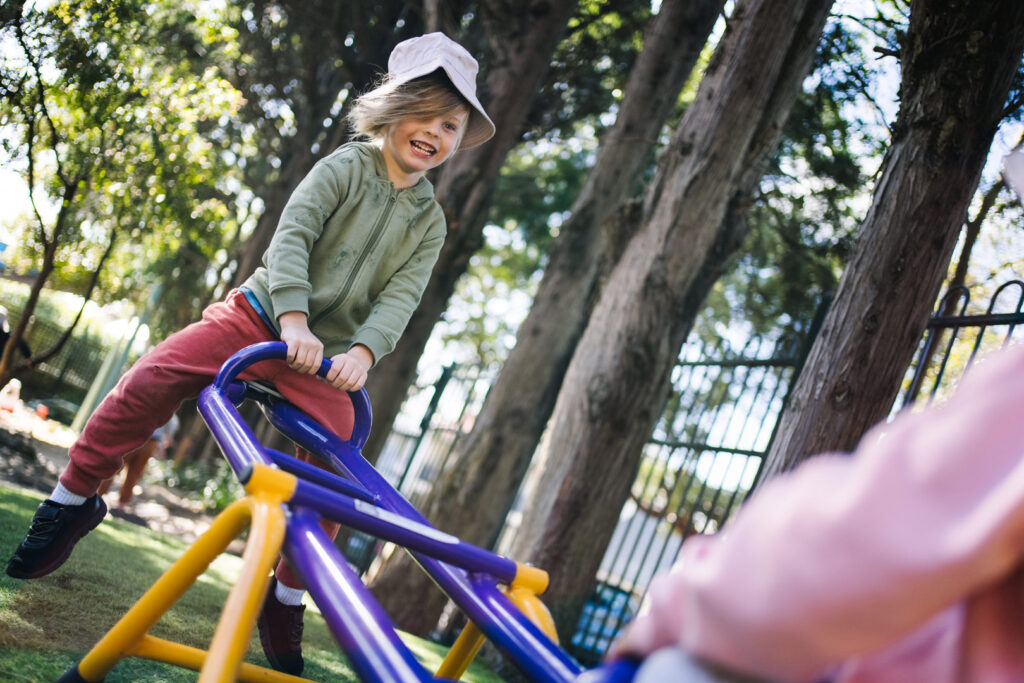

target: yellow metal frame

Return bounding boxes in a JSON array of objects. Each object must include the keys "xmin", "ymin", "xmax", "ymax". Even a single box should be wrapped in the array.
[
  {"xmin": 72, "ymin": 461, "xmax": 562, "ymax": 682},
  {"xmin": 435, "ymin": 562, "xmax": 559, "ymax": 681},
  {"xmin": 71, "ymin": 465, "xmax": 310, "ymax": 683}
]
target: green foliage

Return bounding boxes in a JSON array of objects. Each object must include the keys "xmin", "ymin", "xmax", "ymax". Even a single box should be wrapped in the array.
[
  {"xmin": 224, "ymin": 2, "xmax": 421, "ymax": 187},
  {"xmin": 697, "ymin": 10, "xmax": 889, "ymax": 343},
  {"xmin": 1, "ymin": 0, "xmax": 248, "ymax": 342},
  {"xmin": 524, "ymin": 0, "xmax": 652, "ymax": 142},
  {"xmin": 441, "ymin": 137, "xmax": 594, "ymax": 365},
  {"xmin": 148, "ymin": 456, "xmax": 244, "ymax": 513},
  {"xmin": 436, "ymin": 0, "xmax": 662, "ymax": 364}
]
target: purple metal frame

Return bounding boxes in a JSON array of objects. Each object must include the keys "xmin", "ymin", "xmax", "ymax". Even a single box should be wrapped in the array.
[{"xmin": 198, "ymin": 342, "xmax": 637, "ymax": 683}]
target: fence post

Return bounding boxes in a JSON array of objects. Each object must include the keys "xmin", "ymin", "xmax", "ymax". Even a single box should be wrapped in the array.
[{"xmin": 395, "ymin": 364, "xmax": 455, "ymax": 494}]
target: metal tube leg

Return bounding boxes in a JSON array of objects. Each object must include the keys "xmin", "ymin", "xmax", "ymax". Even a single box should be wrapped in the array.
[
  {"xmin": 436, "ymin": 622, "xmax": 486, "ymax": 681},
  {"xmin": 75, "ymin": 498, "xmax": 254, "ymax": 682},
  {"xmin": 285, "ymin": 509, "xmax": 433, "ymax": 682},
  {"xmin": 200, "ymin": 497, "xmax": 287, "ymax": 682}
]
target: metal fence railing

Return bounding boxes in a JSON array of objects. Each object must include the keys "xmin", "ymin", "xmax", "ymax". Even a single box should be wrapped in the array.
[
  {"xmin": 0, "ymin": 299, "xmax": 115, "ymax": 408},
  {"xmin": 335, "ymin": 305, "xmax": 825, "ymax": 664},
  {"xmin": 563, "ymin": 331, "xmax": 813, "ymax": 665},
  {"xmin": 340, "ymin": 363, "xmax": 495, "ymax": 574},
  {"xmin": 896, "ymin": 280, "xmax": 1024, "ymax": 411}
]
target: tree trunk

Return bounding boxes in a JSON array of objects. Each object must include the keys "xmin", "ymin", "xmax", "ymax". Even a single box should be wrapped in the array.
[
  {"xmin": 761, "ymin": 0, "xmax": 1024, "ymax": 480},
  {"xmin": 949, "ymin": 177, "xmax": 1003, "ymax": 292},
  {"xmin": 509, "ymin": 0, "xmax": 836, "ymax": 641},
  {"xmin": 366, "ymin": 0, "xmax": 725, "ymax": 636},
  {"xmin": 360, "ymin": 0, "xmax": 578, "ymax": 465}
]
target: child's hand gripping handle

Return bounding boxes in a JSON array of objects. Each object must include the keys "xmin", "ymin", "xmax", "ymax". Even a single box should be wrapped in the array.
[
  {"xmin": 213, "ymin": 341, "xmax": 333, "ymax": 389},
  {"xmin": 213, "ymin": 341, "xmax": 372, "ymax": 447}
]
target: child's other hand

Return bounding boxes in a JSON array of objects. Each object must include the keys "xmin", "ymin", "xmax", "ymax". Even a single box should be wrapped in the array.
[
  {"xmin": 325, "ymin": 345, "xmax": 374, "ymax": 391},
  {"xmin": 278, "ymin": 311, "xmax": 324, "ymax": 374}
]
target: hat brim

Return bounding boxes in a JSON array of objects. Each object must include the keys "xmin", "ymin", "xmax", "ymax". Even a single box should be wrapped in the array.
[{"xmin": 389, "ymin": 61, "xmax": 495, "ymax": 149}]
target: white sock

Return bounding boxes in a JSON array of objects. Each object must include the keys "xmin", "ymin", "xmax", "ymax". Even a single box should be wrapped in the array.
[
  {"xmin": 275, "ymin": 582, "xmax": 306, "ymax": 606},
  {"xmin": 49, "ymin": 483, "xmax": 87, "ymax": 506}
]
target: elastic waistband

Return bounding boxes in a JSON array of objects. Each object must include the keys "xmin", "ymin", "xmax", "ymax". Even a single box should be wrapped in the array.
[{"xmin": 240, "ymin": 288, "xmax": 278, "ymax": 335}]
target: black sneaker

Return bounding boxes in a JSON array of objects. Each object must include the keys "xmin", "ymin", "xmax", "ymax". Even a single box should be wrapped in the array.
[
  {"xmin": 257, "ymin": 577, "xmax": 305, "ymax": 675},
  {"xmin": 5, "ymin": 495, "xmax": 107, "ymax": 579}
]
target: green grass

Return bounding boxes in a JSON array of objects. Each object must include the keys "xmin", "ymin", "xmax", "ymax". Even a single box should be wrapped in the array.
[{"xmin": 0, "ymin": 484, "xmax": 504, "ymax": 682}]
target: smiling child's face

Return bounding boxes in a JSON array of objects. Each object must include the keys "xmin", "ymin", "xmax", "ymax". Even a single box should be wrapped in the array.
[{"xmin": 380, "ymin": 106, "xmax": 469, "ymax": 189}]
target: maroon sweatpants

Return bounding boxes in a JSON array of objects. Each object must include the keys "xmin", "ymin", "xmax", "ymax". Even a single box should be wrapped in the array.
[
  {"xmin": 96, "ymin": 437, "xmax": 160, "ymax": 506},
  {"xmin": 60, "ymin": 289, "xmax": 355, "ymax": 588}
]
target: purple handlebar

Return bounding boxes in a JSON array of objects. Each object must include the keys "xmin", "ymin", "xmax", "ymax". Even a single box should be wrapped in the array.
[
  {"xmin": 213, "ymin": 340, "xmax": 333, "ymax": 388},
  {"xmin": 211, "ymin": 341, "xmax": 372, "ymax": 448}
]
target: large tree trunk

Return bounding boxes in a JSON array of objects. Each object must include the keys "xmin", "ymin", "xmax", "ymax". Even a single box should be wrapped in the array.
[
  {"xmin": 508, "ymin": 0, "xmax": 836, "ymax": 641},
  {"xmin": 360, "ymin": 0, "xmax": 578, "ymax": 464},
  {"xmin": 761, "ymin": 0, "xmax": 1024, "ymax": 480},
  {"xmin": 366, "ymin": 0, "xmax": 725, "ymax": 636}
]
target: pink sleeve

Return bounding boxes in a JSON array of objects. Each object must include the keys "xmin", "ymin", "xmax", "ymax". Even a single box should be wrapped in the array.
[{"xmin": 610, "ymin": 344, "xmax": 1024, "ymax": 681}]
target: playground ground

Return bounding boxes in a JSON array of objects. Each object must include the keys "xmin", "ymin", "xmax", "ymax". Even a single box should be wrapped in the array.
[
  {"xmin": 0, "ymin": 400, "xmax": 221, "ymax": 551},
  {"xmin": 0, "ymin": 400, "xmax": 504, "ymax": 682}
]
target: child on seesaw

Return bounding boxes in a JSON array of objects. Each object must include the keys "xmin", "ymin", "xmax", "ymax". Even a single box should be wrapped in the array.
[{"xmin": 6, "ymin": 32, "xmax": 494, "ymax": 676}]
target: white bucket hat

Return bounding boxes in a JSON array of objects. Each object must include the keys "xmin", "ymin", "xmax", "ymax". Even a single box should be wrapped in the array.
[{"xmin": 388, "ymin": 32, "xmax": 496, "ymax": 149}]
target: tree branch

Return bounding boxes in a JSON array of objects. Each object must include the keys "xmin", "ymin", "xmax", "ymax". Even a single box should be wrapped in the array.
[{"xmin": 33, "ymin": 227, "xmax": 119, "ymax": 367}]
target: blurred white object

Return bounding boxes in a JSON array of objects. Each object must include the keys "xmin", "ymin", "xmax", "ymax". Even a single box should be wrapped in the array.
[
  {"xmin": 1003, "ymin": 146, "xmax": 1024, "ymax": 198},
  {"xmin": 0, "ymin": 378, "xmax": 21, "ymax": 412}
]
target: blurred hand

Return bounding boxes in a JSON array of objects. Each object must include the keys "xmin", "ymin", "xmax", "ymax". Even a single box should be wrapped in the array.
[{"xmin": 278, "ymin": 311, "xmax": 323, "ymax": 374}]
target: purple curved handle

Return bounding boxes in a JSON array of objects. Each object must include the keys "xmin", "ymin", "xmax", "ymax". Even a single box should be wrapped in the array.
[{"xmin": 212, "ymin": 341, "xmax": 372, "ymax": 447}]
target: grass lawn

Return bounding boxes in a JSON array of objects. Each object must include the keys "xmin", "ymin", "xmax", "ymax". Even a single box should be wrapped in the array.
[{"xmin": 0, "ymin": 484, "xmax": 504, "ymax": 682}]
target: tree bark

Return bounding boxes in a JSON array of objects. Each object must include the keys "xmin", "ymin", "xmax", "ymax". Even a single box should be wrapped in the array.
[
  {"xmin": 949, "ymin": 178, "xmax": 1003, "ymax": 292},
  {"xmin": 761, "ymin": 0, "xmax": 1024, "ymax": 480},
  {"xmin": 365, "ymin": 0, "xmax": 725, "ymax": 636},
  {"xmin": 509, "ymin": 0, "xmax": 836, "ymax": 641},
  {"xmin": 360, "ymin": 0, "xmax": 578, "ymax": 465}
]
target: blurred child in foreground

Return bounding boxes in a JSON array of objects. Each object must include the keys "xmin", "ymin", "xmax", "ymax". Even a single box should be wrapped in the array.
[{"xmin": 611, "ymin": 341, "xmax": 1024, "ymax": 682}]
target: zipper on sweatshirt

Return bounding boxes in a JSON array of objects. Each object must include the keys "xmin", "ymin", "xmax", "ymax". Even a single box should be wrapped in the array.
[{"xmin": 309, "ymin": 189, "xmax": 397, "ymax": 328}]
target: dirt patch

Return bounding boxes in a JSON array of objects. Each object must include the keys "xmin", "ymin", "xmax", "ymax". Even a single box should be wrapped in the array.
[{"xmin": 0, "ymin": 427, "xmax": 60, "ymax": 494}]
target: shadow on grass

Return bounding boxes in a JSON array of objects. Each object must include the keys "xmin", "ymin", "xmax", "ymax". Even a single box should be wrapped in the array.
[{"xmin": 0, "ymin": 484, "xmax": 504, "ymax": 682}]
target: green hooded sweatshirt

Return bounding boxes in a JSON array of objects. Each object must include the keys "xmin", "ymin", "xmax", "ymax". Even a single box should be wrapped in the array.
[{"xmin": 242, "ymin": 141, "xmax": 446, "ymax": 363}]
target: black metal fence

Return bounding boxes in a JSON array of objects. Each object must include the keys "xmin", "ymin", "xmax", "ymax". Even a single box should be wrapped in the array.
[
  {"xmin": 338, "ymin": 280, "xmax": 1024, "ymax": 665},
  {"xmin": 896, "ymin": 280, "xmax": 1024, "ymax": 410},
  {"xmin": 336, "ymin": 311, "xmax": 824, "ymax": 663},
  {"xmin": 559, "ymin": 331, "xmax": 815, "ymax": 664},
  {"xmin": 563, "ymin": 281, "xmax": 1024, "ymax": 664},
  {"xmin": 341, "ymin": 362, "xmax": 496, "ymax": 574},
  {"xmin": 0, "ymin": 299, "xmax": 114, "ymax": 408}
]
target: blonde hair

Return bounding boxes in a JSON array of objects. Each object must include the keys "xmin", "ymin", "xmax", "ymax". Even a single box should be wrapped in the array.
[{"xmin": 347, "ymin": 72, "xmax": 471, "ymax": 146}]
